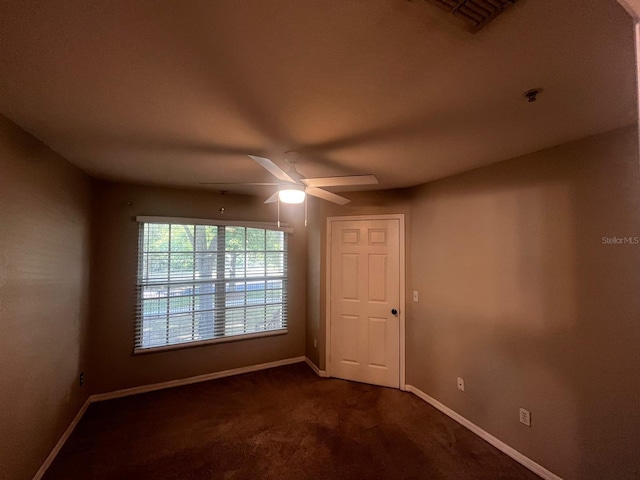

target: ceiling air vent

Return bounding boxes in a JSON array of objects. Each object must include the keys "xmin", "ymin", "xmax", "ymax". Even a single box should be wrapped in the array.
[{"xmin": 418, "ymin": 0, "xmax": 518, "ymax": 33}]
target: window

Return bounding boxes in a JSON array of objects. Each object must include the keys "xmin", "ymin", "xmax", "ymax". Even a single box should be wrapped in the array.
[{"xmin": 135, "ymin": 221, "xmax": 287, "ymax": 352}]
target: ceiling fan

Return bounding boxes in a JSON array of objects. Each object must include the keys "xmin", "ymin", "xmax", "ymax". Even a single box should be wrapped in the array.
[{"xmin": 201, "ymin": 152, "xmax": 378, "ymax": 205}]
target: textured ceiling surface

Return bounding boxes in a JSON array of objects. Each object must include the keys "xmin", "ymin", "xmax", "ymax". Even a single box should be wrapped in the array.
[{"xmin": 0, "ymin": 0, "xmax": 636, "ymax": 193}]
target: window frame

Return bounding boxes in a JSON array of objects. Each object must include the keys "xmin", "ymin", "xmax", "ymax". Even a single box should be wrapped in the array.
[{"xmin": 134, "ymin": 216, "xmax": 291, "ymax": 354}]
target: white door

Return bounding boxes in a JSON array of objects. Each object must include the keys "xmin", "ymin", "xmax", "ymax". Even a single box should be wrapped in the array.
[{"xmin": 329, "ymin": 218, "xmax": 401, "ymax": 388}]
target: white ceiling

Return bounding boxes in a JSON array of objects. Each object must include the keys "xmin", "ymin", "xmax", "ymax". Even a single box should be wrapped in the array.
[{"xmin": 0, "ymin": 0, "xmax": 636, "ymax": 194}]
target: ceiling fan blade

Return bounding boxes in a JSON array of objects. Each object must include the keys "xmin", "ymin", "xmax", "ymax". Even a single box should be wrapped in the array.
[
  {"xmin": 264, "ymin": 192, "xmax": 279, "ymax": 204},
  {"xmin": 248, "ymin": 155, "xmax": 295, "ymax": 183},
  {"xmin": 199, "ymin": 182, "xmax": 279, "ymax": 186},
  {"xmin": 305, "ymin": 187, "xmax": 351, "ymax": 205},
  {"xmin": 301, "ymin": 174, "xmax": 378, "ymax": 188}
]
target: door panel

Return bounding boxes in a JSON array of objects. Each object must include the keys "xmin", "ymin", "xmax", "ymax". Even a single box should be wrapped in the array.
[
  {"xmin": 368, "ymin": 254, "xmax": 387, "ymax": 302},
  {"xmin": 341, "ymin": 254, "xmax": 359, "ymax": 300},
  {"xmin": 341, "ymin": 315, "xmax": 359, "ymax": 363},
  {"xmin": 330, "ymin": 219, "xmax": 400, "ymax": 388},
  {"xmin": 368, "ymin": 317, "xmax": 388, "ymax": 367}
]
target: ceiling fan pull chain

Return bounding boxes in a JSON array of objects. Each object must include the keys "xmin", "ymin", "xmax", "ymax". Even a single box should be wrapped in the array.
[
  {"xmin": 304, "ymin": 194, "xmax": 308, "ymax": 227},
  {"xmin": 277, "ymin": 196, "xmax": 281, "ymax": 228}
]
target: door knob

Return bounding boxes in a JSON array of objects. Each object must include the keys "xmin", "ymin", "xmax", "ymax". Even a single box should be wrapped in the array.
[{"xmin": 391, "ymin": 308, "xmax": 398, "ymax": 315}]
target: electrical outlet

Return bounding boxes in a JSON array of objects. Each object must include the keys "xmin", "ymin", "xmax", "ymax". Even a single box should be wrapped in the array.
[
  {"xmin": 413, "ymin": 290, "xmax": 419, "ymax": 302},
  {"xmin": 79, "ymin": 372, "xmax": 85, "ymax": 386},
  {"xmin": 313, "ymin": 338, "xmax": 317, "ymax": 348},
  {"xmin": 457, "ymin": 377, "xmax": 465, "ymax": 391},
  {"xmin": 519, "ymin": 408, "xmax": 531, "ymax": 427}
]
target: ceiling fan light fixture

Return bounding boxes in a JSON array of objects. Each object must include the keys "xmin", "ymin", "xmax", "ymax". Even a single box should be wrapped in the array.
[
  {"xmin": 245, "ymin": 154, "xmax": 370, "ymax": 205},
  {"xmin": 278, "ymin": 185, "xmax": 306, "ymax": 204}
]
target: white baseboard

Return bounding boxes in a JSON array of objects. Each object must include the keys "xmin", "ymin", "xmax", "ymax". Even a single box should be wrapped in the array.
[
  {"xmin": 32, "ymin": 397, "xmax": 92, "ymax": 480},
  {"xmin": 405, "ymin": 385, "xmax": 563, "ymax": 480},
  {"xmin": 304, "ymin": 357, "xmax": 328, "ymax": 377},
  {"xmin": 34, "ymin": 356, "xmax": 306, "ymax": 479},
  {"xmin": 91, "ymin": 356, "xmax": 306, "ymax": 402}
]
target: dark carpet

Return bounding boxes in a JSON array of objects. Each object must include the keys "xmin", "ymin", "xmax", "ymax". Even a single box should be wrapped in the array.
[{"xmin": 44, "ymin": 362, "xmax": 540, "ymax": 479}]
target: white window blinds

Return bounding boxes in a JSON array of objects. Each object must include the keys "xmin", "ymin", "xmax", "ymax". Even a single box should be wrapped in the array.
[{"xmin": 135, "ymin": 222, "xmax": 288, "ymax": 352}]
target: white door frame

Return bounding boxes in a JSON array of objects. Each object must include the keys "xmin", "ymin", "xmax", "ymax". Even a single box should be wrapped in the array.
[{"xmin": 325, "ymin": 214, "xmax": 406, "ymax": 390}]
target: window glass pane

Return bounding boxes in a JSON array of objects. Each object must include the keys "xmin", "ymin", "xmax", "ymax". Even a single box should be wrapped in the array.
[
  {"xmin": 246, "ymin": 252, "xmax": 265, "ymax": 277},
  {"xmin": 266, "ymin": 230, "xmax": 283, "ymax": 250},
  {"xmin": 142, "ymin": 315, "xmax": 168, "ymax": 348},
  {"xmin": 147, "ymin": 224, "xmax": 170, "ymax": 251},
  {"xmin": 266, "ymin": 288, "xmax": 283, "ymax": 304},
  {"xmin": 146, "ymin": 253, "xmax": 169, "ymax": 282},
  {"xmin": 171, "ymin": 224, "xmax": 194, "ymax": 252},
  {"xmin": 194, "ymin": 225, "xmax": 217, "ymax": 252},
  {"xmin": 247, "ymin": 281, "xmax": 266, "ymax": 305},
  {"xmin": 225, "ymin": 252, "xmax": 246, "ymax": 278},
  {"xmin": 245, "ymin": 306, "xmax": 268, "ymax": 331},
  {"xmin": 266, "ymin": 252, "xmax": 284, "ymax": 275},
  {"xmin": 194, "ymin": 310, "xmax": 215, "ymax": 339},
  {"xmin": 140, "ymin": 250, "xmax": 149, "ymax": 280},
  {"xmin": 225, "ymin": 226, "xmax": 245, "ymax": 251},
  {"xmin": 168, "ymin": 312, "xmax": 194, "ymax": 344},
  {"xmin": 266, "ymin": 305, "xmax": 283, "ymax": 328},
  {"xmin": 169, "ymin": 285, "xmax": 193, "ymax": 313},
  {"xmin": 170, "ymin": 253, "xmax": 194, "ymax": 281},
  {"xmin": 194, "ymin": 252, "xmax": 217, "ymax": 281},
  {"xmin": 225, "ymin": 308, "xmax": 246, "ymax": 335},
  {"xmin": 193, "ymin": 284, "xmax": 215, "ymax": 312},
  {"xmin": 142, "ymin": 224, "xmax": 150, "ymax": 253},
  {"xmin": 143, "ymin": 291, "xmax": 167, "ymax": 314},
  {"xmin": 225, "ymin": 281, "xmax": 246, "ymax": 307},
  {"xmin": 247, "ymin": 228, "xmax": 265, "ymax": 251}
]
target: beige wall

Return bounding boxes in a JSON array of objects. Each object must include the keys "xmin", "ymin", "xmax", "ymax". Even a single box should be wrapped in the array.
[
  {"xmin": 88, "ymin": 182, "xmax": 307, "ymax": 393},
  {"xmin": 407, "ymin": 125, "xmax": 640, "ymax": 479},
  {"xmin": 0, "ymin": 115, "xmax": 92, "ymax": 480},
  {"xmin": 305, "ymin": 197, "xmax": 323, "ymax": 367}
]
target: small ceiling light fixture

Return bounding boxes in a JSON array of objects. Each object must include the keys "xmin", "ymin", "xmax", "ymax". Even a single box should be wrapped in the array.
[
  {"xmin": 523, "ymin": 88, "xmax": 544, "ymax": 103},
  {"xmin": 278, "ymin": 184, "xmax": 306, "ymax": 204}
]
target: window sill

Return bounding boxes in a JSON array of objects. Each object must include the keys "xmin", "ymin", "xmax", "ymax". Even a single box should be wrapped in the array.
[{"xmin": 133, "ymin": 328, "xmax": 288, "ymax": 355}]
